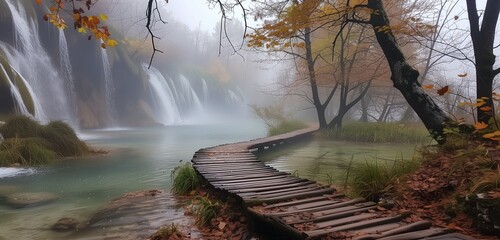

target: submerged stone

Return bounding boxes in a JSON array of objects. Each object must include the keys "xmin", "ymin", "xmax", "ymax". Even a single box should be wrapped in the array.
[
  {"xmin": 51, "ymin": 217, "xmax": 79, "ymax": 232},
  {"xmin": 5, "ymin": 192, "xmax": 58, "ymax": 209}
]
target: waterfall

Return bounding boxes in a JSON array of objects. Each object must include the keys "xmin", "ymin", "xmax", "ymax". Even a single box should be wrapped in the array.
[
  {"xmin": 225, "ymin": 89, "xmax": 242, "ymax": 104},
  {"xmin": 58, "ymin": 29, "xmax": 77, "ymax": 126},
  {"xmin": 201, "ymin": 78, "xmax": 209, "ymax": 104},
  {"xmin": 3, "ymin": 0, "xmax": 74, "ymax": 125},
  {"xmin": 143, "ymin": 64, "xmax": 181, "ymax": 125},
  {"xmin": 0, "ymin": 64, "xmax": 30, "ymax": 116},
  {"xmin": 178, "ymin": 75, "xmax": 203, "ymax": 113},
  {"xmin": 100, "ymin": 47, "xmax": 116, "ymax": 124}
]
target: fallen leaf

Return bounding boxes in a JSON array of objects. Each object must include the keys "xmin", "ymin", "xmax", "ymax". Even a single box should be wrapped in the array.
[
  {"xmin": 218, "ymin": 221, "xmax": 226, "ymax": 230},
  {"xmin": 458, "ymin": 73, "xmax": 467, "ymax": 77},
  {"xmin": 437, "ymin": 85, "xmax": 450, "ymax": 95},
  {"xmin": 474, "ymin": 122, "xmax": 488, "ymax": 130}
]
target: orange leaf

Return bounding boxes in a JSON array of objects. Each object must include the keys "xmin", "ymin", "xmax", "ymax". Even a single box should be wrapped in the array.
[
  {"xmin": 483, "ymin": 131, "xmax": 500, "ymax": 140},
  {"xmin": 422, "ymin": 84, "xmax": 434, "ymax": 90},
  {"xmin": 480, "ymin": 106, "xmax": 492, "ymax": 112},
  {"xmin": 35, "ymin": 0, "xmax": 42, "ymax": 4},
  {"xmin": 437, "ymin": 86, "xmax": 449, "ymax": 96},
  {"xmin": 101, "ymin": 43, "xmax": 106, "ymax": 49},
  {"xmin": 474, "ymin": 122, "xmax": 488, "ymax": 130}
]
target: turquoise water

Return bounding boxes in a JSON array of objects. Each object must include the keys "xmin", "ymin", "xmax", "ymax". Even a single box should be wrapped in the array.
[
  {"xmin": 0, "ymin": 119, "xmax": 267, "ymax": 239},
  {"xmin": 259, "ymin": 139, "xmax": 419, "ymax": 185}
]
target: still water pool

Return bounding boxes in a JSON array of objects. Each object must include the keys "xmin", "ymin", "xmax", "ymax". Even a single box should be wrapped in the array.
[
  {"xmin": 0, "ymin": 119, "xmax": 267, "ymax": 239},
  {"xmin": 259, "ymin": 139, "xmax": 420, "ymax": 185}
]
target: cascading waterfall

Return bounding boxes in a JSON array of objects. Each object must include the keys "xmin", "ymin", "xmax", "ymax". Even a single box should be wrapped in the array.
[
  {"xmin": 3, "ymin": 0, "xmax": 74, "ymax": 125},
  {"xmin": 100, "ymin": 47, "xmax": 116, "ymax": 124},
  {"xmin": 0, "ymin": 64, "xmax": 30, "ymax": 116},
  {"xmin": 225, "ymin": 89, "xmax": 243, "ymax": 104},
  {"xmin": 143, "ymin": 64, "xmax": 181, "ymax": 125},
  {"xmin": 58, "ymin": 29, "xmax": 78, "ymax": 126},
  {"xmin": 177, "ymin": 75, "xmax": 203, "ymax": 114},
  {"xmin": 201, "ymin": 78, "xmax": 209, "ymax": 104}
]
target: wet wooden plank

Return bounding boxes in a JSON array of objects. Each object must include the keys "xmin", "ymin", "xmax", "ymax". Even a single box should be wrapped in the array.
[
  {"xmin": 228, "ymin": 181, "xmax": 317, "ymax": 194},
  {"xmin": 285, "ymin": 206, "xmax": 377, "ymax": 225},
  {"xmin": 221, "ymin": 179, "xmax": 312, "ymax": 190},
  {"xmin": 239, "ymin": 184, "xmax": 321, "ymax": 198},
  {"xmin": 200, "ymin": 168, "xmax": 278, "ymax": 176},
  {"xmin": 305, "ymin": 215, "xmax": 404, "ymax": 238},
  {"xmin": 244, "ymin": 188, "xmax": 336, "ymax": 205},
  {"xmin": 376, "ymin": 228, "xmax": 450, "ymax": 240},
  {"xmin": 314, "ymin": 213, "xmax": 378, "ymax": 229},
  {"xmin": 312, "ymin": 201, "xmax": 377, "ymax": 216},
  {"xmin": 266, "ymin": 198, "xmax": 367, "ymax": 217},
  {"xmin": 263, "ymin": 194, "xmax": 344, "ymax": 209},
  {"xmin": 209, "ymin": 175, "xmax": 291, "ymax": 184},
  {"xmin": 203, "ymin": 172, "xmax": 288, "ymax": 180},
  {"xmin": 353, "ymin": 221, "xmax": 432, "ymax": 240},
  {"xmin": 425, "ymin": 233, "xmax": 476, "ymax": 240}
]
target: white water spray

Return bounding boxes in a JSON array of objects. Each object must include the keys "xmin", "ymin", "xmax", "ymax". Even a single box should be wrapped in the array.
[
  {"xmin": 100, "ymin": 47, "xmax": 116, "ymax": 124},
  {"xmin": 143, "ymin": 64, "xmax": 181, "ymax": 125}
]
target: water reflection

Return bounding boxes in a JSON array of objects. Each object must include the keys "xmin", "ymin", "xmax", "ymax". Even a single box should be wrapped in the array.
[{"xmin": 259, "ymin": 139, "xmax": 419, "ymax": 184}]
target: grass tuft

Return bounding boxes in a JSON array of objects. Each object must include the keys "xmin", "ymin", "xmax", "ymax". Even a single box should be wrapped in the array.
[
  {"xmin": 346, "ymin": 158, "xmax": 419, "ymax": 202},
  {"xmin": 40, "ymin": 121, "xmax": 88, "ymax": 157},
  {"xmin": 0, "ymin": 115, "xmax": 41, "ymax": 138},
  {"xmin": 268, "ymin": 120, "xmax": 307, "ymax": 136},
  {"xmin": 0, "ymin": 137, "xmax": 56, "ymax": 166},
  {"xmin": 149, "ymin": 223, "xmax": 183, "ymax": 240},
  {"xmin": 171, "ymin": 163, "xmax": 201, "ymax": 195},
  {"xmin": 322, "ymin": 122, "xmax": 430, "ymax": 143},
  {"xmin": 0, "ymin": 116, "xmax": 90, "ymax": 166},
  {"xmin": 191, "ymin": 196, "xmax": 220, "ymax": 226}
]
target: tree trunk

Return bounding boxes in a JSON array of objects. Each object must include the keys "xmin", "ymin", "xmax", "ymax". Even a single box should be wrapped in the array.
[
  {"xmin": 367, "ymin": 0, "xmax": 450, "ymax": 143},
  {"xmin": 466, "ymin": 0, "xmax": 500, "ymax": 124},
  {"xmin": 304, "ymin": 27, "xmax": 327, "ymax": 128}
]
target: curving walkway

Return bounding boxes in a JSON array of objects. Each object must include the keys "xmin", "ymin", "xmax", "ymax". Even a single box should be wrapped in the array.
[{"xmin": 191, "ymin": 127, "xmax": 474, "ymax": 240}]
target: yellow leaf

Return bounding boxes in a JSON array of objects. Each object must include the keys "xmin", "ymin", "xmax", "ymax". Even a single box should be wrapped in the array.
[
  {"xmin": 77, "ymin": 28, "xmax": 87, "ymax": 34},
  {"xmin": 474, "ymin": 122, "xmax": 488, "ymax": 130},
  {"xmin": 106, "ymin": 39, "xmax": 118, "ymax": 47},
  {"xmin": 99, "ymin": 13, "xmax": 108, "ymax": 21},
  {"xmin": 423, "ymin": 84, "xmax": 434, "ymax": 90}
]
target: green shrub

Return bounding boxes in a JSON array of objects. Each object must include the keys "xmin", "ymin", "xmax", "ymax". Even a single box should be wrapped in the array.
[
  {"xmin": 171, "ymin": 163, "xmax": 201, "ymax": 195},
  {"xmin": 268, "ymin": 120, "xmax": 307, "ymax": 136},
  {"xmin": 191, "ymin": 196, "xmax": 220, "ymax": 226},
  {"xmin": 347, "ymin": 158, "xmax": 419, "ymax": 202},
  {"xmin": 0, "ymin": 137, "xmax": 56, "ymax": 166},
  {"xmin": 40, "ymin": 121, "xmax": 88, "ymax": 157},
  {"xmin": 323, "ymin": 122, "xmax": 430, "ymax": 143},
  {"xmin": 0, "ymin": 115, "xmax": 41, "ymax": 138}
]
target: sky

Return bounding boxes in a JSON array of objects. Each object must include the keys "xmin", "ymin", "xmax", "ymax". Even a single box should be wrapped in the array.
[{"xmin": 166, "ymin": 0, "xmax": 230, "ymax": 32}]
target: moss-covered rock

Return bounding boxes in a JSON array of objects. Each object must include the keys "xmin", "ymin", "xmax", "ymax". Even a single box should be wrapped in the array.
[
  {"xmin": 0, "ymin": 52, "xmax": 35, "ymax": 116},
  {"xmin": 464, "ymin": 193, "xmax": 500, "ymax": 236}
]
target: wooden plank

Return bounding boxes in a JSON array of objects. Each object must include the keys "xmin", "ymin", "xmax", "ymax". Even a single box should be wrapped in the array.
[
  {"xmin": 195, "ymin": 165, "xmax": 273, "ymax": 172},
  {"xmin": 222, "ymin": 179, "xmax": 310, "ymax": 190},
  {"xmin": 313, "ymin": 201, "xmax": 376, "ymax": 216},
  {"xmin": 285, "ymin": 206, "xmax": 377, "ymax": 225},
  {"xmin": 353, "ymin": 221, "xmax": 432, "ymax": 240},
  {"xmin": 305, "ymin": 215, "xmax": 404, "ymax": 238},
  {"xmin": 239, "ymin": 184, "xmax": 320, "ymax": 198},
  {"xmin": 203, "ymin": 172, "xmax": 289, "ymax": 181},
  {"xmin": 267, "ymin": 198, "xmax": 367, "ymax": 217},
  {"xmin": 376, "ymin": 228, "xmax": 450, "ymax": 240},
  {"xmin": 193, "ymin": 159, "xmax": 261, "ymax": 164},
  {"xmin": 193, "ymin": 162, "xmax": 262, "ymax": 168},
  {"xmin": 228, "ymin": 181, "xmax": 316, "ymax": 194},
  {"xmin": 314, "ymin": 213, "xmax": 378, "ymax": 229},
  {"xmin": 244, "ymin": 188, "xmax": 335, "ymax": 205},
  {"xmin": 200, "ymin": 168, "xmax": 278, "ymax": 176},
  {"xmin": 354, "ymin": 222, "xmax": 404, "ymax": 235},
  {"xmin": 425, "ymin": 233, "xmax": 476, "ymax": 240},
  {"xmin": 263, "ymin": 194, "xmax": 344, "ymax": 209},
  {"xmin": 210, "ymin": 175, "xmax": 291, "ymax": 184}
]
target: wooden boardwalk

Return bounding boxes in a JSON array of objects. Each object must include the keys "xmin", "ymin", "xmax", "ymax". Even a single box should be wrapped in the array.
[{"xmin": 191, "ymin": 127, "xmax": 474, "ymax": 240}]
